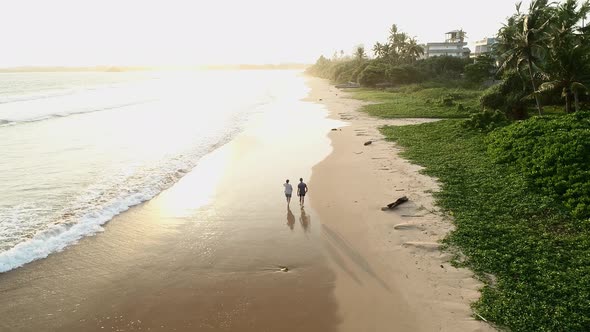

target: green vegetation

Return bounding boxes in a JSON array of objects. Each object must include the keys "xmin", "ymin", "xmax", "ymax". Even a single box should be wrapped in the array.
[
  {"xmin": 307, "ymin": 1, "xmax": 590, "ymax": 330},
  {"xmin": 382, "ymin": 116, "xmax": 590, "ymax": 331},
  {"xmin": 354, "ymin": 86, "xmax": 482, "ymax": 118},
  {"xmin": 308, "ymin": 0, "xmax": 590, "ymax": 117},
  {"xmin": 346, "ymin": 76, "xmax": 590, "ymax": 330},
  {"xmin": 495, "ymin": 0, "xmax": 590, "ymax": 115},
  {"xmin": 307, "ymin": 25, "xmax": 475, "ymax": 88},
  {"xmin": 488, "ymin": 113, "xmax": 590, "ymax": 220}
]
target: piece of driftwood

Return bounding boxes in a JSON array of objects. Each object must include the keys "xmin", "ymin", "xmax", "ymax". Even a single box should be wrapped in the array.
[
  {"xmin": 381, "ymin": 196, "xmax": 409, "ymax": 211},
  {"xmin": 474, "ymin": 311, "xmax": 488, "ymax": 322},
  {"xmin": 364, "ymin": 141, "xmax": 372, "ymax": 146}
]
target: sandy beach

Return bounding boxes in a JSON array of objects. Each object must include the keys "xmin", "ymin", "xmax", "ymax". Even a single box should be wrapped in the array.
[
  {"xmin": 0, "ymin": 74, "xmax": 493, "ymax": 332},
  {"xmin": 307, "ymin": 76, "xmax": 494, "ymax": 332}
]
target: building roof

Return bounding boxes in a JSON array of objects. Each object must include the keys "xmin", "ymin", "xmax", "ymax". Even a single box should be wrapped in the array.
[{"xmin": 426, "ymin": 42, "xmax": 466, "ymax": 46}]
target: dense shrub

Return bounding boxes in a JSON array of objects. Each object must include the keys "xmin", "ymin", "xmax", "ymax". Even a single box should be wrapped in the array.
[
  {"xmin": 307, "ymin": 55, "xmax": 474, "ymax": 88},
  {"xmin": 463, "ymin": 109, "xmax": 510, "ymax": 131},
  {"xmin": 416, "ymin": 56, "xmax": 470, "ymax": 77},
  {"xmin": 487, "ymin": 112, "xmax": 590, "ymax": 219},
  {"xmin": 358, "ymin": 64, "xmax": 389, "ymax": 87},
  {"xmin": 438, "ymin": 93, "xmax": 456, "ymax": 106},
  {"xmin": 386, "ymin": 65, "xmax": 424, "ymax": 85},
  {"xmin": 332, "ymin": 61, "xmax": 358, "ymax": 83},
  {"xmin": 464, "ymin": 54, "xmax": 496, "ymax": 84},
  {"xmin": 480, "ymin": 84, "xmax": 505, "ymax": 109},
  {"xmin": 480, "ymin": 70, "xmax": 528, "ymax": 119},
  {"xmin": 351, "ymin": 62, "xmax": 370, "ymax": 82}
]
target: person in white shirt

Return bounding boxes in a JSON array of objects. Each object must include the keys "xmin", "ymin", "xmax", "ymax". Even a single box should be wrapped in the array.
[{"xmin": 283, "ymin": 179, "xmax": 293, "ymax": 206}]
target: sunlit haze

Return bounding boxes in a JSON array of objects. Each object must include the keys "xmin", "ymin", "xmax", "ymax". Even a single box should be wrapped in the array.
[{"xmin": 1, "ymin": 0, "xmax": 530, "ymax": 67}]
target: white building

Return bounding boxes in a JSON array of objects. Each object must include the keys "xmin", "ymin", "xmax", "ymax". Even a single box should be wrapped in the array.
[
  {"xmin": 424, "ymin": 30, "xmax": 471, "ymax": 59},
  {"xmin": 472, "ymin": 37, "xmax": 496, "ymax": 57}
]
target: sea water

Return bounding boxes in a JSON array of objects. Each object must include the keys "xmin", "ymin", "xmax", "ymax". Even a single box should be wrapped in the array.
[{"xmin": 0, "ymin": 70, "xmax": 309, "ymax": 273}]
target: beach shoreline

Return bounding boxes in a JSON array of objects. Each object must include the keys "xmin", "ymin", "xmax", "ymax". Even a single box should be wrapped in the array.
[
  {"xmin": 307, "ymin": 76, "xmax": 495, "ymax": 332},
  {"xmin": 0, "ymin": 72, "xmax": 495, "ymax": 332},
  {"xmin": 0, "ymin": 72, "xmax": 342, "ymax": 332}
]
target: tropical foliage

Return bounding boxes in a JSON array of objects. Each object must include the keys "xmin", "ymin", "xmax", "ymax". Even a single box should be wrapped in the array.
[
  {"xmin": 494, "ymin": 0, "xmax": 590, "ymax": 115},
  {"xmin": 309, "ymin": 0, "xmax": 590, "ymax": 115},
  {"xmin": 307, "ymin": 2, "xmax": 590, "ymax": 330},
  {"xmin": 306, "ymin": 24, "xmax": 473, "ymax": 88},
  {"xmin": 382, "ymin": 118, "xmax": 590, "ymax": 331},
  {"xmin": 488, "ymin": 111, "xmax": 590, "ymax": 219}
]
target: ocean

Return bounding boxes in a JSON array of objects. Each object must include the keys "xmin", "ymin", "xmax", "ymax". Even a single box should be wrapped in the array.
[{"xmin": 0, "ymin": 70, "xmax": 309, "ymax": 273}]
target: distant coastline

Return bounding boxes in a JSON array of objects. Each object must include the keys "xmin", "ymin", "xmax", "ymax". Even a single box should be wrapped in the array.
[{"xmin": 0, "ymin": 63, "xmax": 310, "ymax": 73}]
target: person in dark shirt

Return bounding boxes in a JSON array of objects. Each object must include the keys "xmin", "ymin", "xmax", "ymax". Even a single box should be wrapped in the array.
[{"xmin": 297, "ymin": 177, "xmax": 308, "ymax": 207}]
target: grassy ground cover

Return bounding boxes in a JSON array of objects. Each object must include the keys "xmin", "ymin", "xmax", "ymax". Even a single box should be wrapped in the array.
[
  {"xmin": 380, "ymin": 119, "xmax": 590, "ymax": 332},
  {"xmin": 350, "ymin": 82, "xmax": 590, "ymax": 330},
  {"xmin": 352, "ymin": 85, "xmax": 482, "ymax": 118}
]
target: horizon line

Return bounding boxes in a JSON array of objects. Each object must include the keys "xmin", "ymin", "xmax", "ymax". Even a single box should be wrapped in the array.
[{"xmin": 0, "ymin": 63, "xmax": 312, "ymax": 72}]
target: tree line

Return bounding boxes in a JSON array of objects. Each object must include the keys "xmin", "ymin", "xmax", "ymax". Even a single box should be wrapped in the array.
[
  {"xmin": 307, "ymin": 24, "xmax": 482, "ymax": 88},
  {"xmin": 307, "ymin": 0, "xmax": 590, "ymax": 116},
  {"xmin": 494, "ymin": 0, "xmax": 589, "ymax": 115}
]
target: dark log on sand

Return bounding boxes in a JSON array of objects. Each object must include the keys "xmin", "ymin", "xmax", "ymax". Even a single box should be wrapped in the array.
[{"xmin": 381, "ymin": 196, "xmax": 409, "ymax": 211}]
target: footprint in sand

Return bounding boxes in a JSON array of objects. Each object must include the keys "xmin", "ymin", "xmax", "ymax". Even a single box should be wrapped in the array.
[
  {"xmin": 402, "ymin": 242, "xmax": 441, "ymax": 251},
  {"xmin": 393, "ymin": 223, "xmax": 426, "ymax": 231}
]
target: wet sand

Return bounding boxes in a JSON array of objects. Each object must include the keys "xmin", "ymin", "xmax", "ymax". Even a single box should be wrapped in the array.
[
  {"xmin": 0, "ymin": 75, "xmax": 494, "ymax": 332},
  {"xmin": 0, "ymin": 81, "xmax": 342, "ymax": 332}
]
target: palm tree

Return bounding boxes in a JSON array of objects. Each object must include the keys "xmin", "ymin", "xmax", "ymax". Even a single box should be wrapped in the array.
[
  {"xmin": 539, "ymin": 44, "xmax": 589, "ymax": 112},
  {"xmin": 540, "ymin": 0, "xmax": 590, "ymax": 113},
  {"xmin": 372, "ymin": 42, "xmax": 384, "ymax": 59},
  {"xmin": 497, "ymin": 0, "xmax": 554, "ymax": 115},
  {"xmin": 386, "ymin": 24, "xmax": 410, "ymax": 64},
  {"xmin": 403, "ymin": 38, "xmax": 424, "ymax": 63},
  {"xmin": 388, "ymin": 24, "xmax": 399, "ymax": 44},
  {"xmin": 354, "ymin": 46, "xmax": 367, "ymax": 62}
]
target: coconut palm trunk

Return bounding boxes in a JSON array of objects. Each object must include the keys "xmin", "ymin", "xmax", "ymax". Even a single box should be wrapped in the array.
[
  {"xmin": 528, "ymin": 52, "xmax": 543, "ymax": 116},
  {"xmin": 528, "ymin": 61, "xmax": 544, "ymax": 116},
  {"xmin": 574, "ymin": 90, "xmax": 580, "ymax": 112},
  {"xmin": 564, "ymin": 87, "xmax": 572, "ymax": 113}
]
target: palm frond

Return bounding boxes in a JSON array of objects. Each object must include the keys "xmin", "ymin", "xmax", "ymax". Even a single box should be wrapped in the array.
[{"xmin": 571, "ymin": 81, "xmax": 588, "ymax": 93}]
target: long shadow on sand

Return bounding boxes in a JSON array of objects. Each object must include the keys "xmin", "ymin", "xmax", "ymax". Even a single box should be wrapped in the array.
[
  {"xmin": 322, "ymin": 236, "xmax": 363, "ymax": 285},
  {"xmin": 321, "ymin": 224, "xmax": 391, "ymax": 292}
]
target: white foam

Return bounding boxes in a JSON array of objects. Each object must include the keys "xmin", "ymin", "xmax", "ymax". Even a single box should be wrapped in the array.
[
  {"xmin": 0, "ymin": 99, "xmax": 154, "ymax": 127},
  {"xmin": 0, "ymin": 81, "xmax": 155, "ymax": 127},
  {"xmin": 0, "ymin": 123, "xmax": 243, "ymax": 273},
  {"xmin": 0, "ymin": 87, "xmax": 79, "ymax": 105},
  {"xmin": 0, "ymin": 191, "xmax": 151, "ymax": 273},
  {"xmin": 0, "ymin": 70, "xmax": 298, "ymax": 273}
]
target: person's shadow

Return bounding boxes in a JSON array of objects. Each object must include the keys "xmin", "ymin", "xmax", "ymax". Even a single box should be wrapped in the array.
[
  {"xmin": 300, "ymin": 208, "xmax": 311, "ymax": 232},
  {"xmin": 287, "ymin": 207, "xmax": 295, "ymax": 231}
]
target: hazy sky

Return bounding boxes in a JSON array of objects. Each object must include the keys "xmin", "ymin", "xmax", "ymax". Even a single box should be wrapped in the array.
[{"xmin": 0, "ymin": 0, "xmax": 530, "ymax": 67}]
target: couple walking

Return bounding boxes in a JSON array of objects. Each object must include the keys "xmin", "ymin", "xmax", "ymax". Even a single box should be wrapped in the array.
[{"xmin": 283, "ymin": 178, "xmax": 308, "ymax": 207}]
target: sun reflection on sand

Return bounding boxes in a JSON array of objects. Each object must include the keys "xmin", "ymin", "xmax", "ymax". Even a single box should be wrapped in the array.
[{"xmin": 155, "ymin": 143, "xmax": 231, "ymax": 218}]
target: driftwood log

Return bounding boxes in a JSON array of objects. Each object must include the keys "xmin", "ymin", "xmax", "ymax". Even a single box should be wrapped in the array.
[
  {"xmin": 381, "ymin": 196, "xmax": 409, "ymax": 211},
  {"xmin": 364, "ymin": 141, "xmax": 372, "ymax": 146}
]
